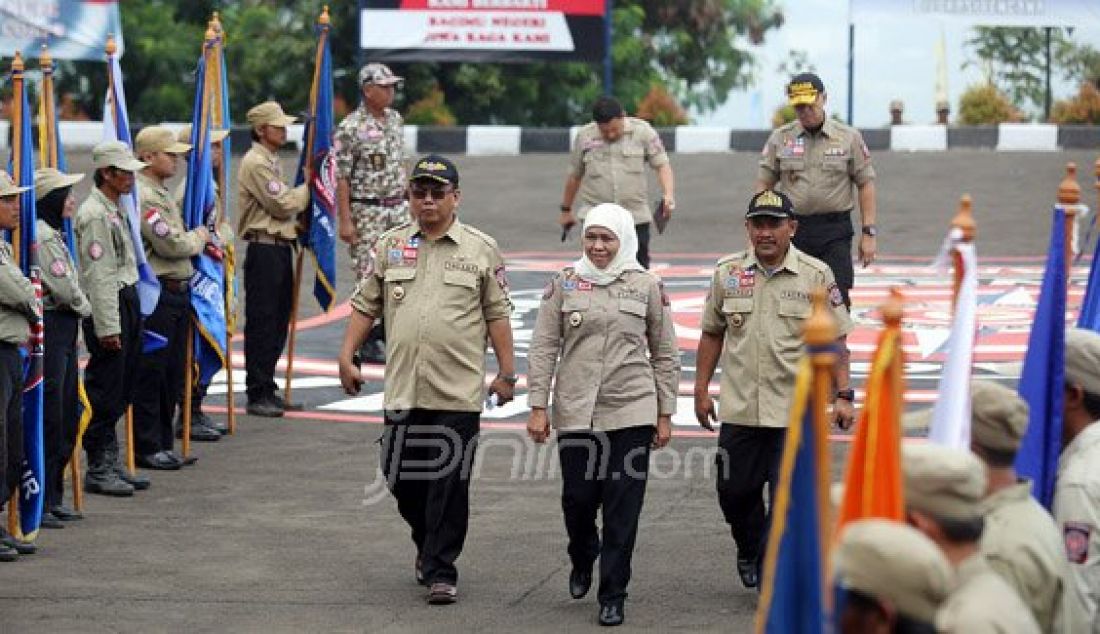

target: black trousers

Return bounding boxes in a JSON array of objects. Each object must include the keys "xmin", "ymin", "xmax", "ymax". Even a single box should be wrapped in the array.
[
  {"xmin": 43, "ymin": 310, "xmax": 80, "ymax": 507},
  {"xmin": 559, "ymin": 425, "xmax": 652, "ymax": 604},
  {"xmin": 715, "ymin": 424, "xmax": 785, "ymax": 565},
  {"xmin": 380, "ymin": 409, "xmax": 480, "ymax": 586},
  {"xmin": 244, "ymin": 242, "xmax": 293, "ymax": 402},
  {"xmin": 81, "ymin": 285, "xmax": 142, "ymax": 458},
  {"xmin": 791, "ymin": 212, "xmax": 854, "ymax": 307},
  {"xmin": 0, "ymin": 344, "xmax": 22, "ymax": 509},
  {"xmin": 635, "ymin": 222, "xmax": 651, "ymax": 269},
  {"xmin": 133, "ymin": 286, "xmax": 189, "ymax": 455}
]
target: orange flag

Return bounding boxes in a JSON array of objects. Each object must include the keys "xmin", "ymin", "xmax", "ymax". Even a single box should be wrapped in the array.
[{"xmin": 835, "ymin": 291, "xmax": 906, "ymax": 534}]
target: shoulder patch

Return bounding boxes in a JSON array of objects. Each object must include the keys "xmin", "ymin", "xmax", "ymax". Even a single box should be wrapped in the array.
[
  {"xmin": 493, "ymin": 263, "xmax": 509, "ymax": 294},
  {"xmin": 153, "ymin": 219, "xmax": 170, "ymax": 238},
  {"xmin": 1065, "ymin": 522, "xmax": 1091, "ymax": 564},
  {"xmin": 827, "ymin": 283, "xmax": 844, "ymax": 307},
  {"xmin": 88, "ymin": 241, "xmax": 104, "ymax": 261},
  {"xmin": 266, "ymin": 179, "xmax": 284, "ymax": 195},
  {"xmin": 49, "ymin": 258, "xmax": 67, "ymax": 278}
]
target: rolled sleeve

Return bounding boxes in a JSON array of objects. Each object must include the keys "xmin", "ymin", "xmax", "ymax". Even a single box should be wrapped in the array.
[
  {"xmin": 568, "ymin": 134, "xmax": 587, "ymax": 179},
  {"xmin": 481, "ymin": 248, "xmax": 513, "ymax": 322},
  {"xmin": 349, "ymin": 267, "xmax": 383, "ymax": 319},
  {"xmin": 526, "ymin": 275, "xmax": 563, "ymax": 410},
  {"xmin": 700, "ymin": 268, "xmax": 727, "ymax": 336},
  {"xmin": 643, "ymin": 124, "xmax": 670, "ymax": 169},
  {"xmin": 849, "ymin": 129, "xmax": 876, "ymax": 187},
  {"xmin": 757, "ymin": 130, "xmax": 780, "ymax": 185}
]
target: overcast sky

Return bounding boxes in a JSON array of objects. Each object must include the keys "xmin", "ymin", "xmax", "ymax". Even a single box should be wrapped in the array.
[{"xmin": 693, "ymin": 0, "xmax": 1100, "ymax": 128}]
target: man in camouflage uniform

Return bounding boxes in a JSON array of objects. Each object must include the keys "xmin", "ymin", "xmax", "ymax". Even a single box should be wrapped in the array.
[{"xmin": 335, "ymin": 63, "xmax": 409, "ymax": 363}]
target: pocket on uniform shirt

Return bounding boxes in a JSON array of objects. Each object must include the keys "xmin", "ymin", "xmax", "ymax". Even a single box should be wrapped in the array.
[
  {"xmin": 618, "ymin": 298, "xmax": 647, "ymax": 318},
  {"xmin": 442, "ymin": 269, "xmax": 478, "ymax": 290},
  {"xmin": 778, "ymin": 158, "xmax": 806, "ymax": 172},
  {"xmin": 777, "ymin": 299, "xmax": 812, "ymax": 343},
  {"xmin": 621, "ymin": 145, "xmax": 645, "ymax": 172},
  {"xmin": 561, "ymin": 293, "xmax": 591, "ymax": 312},
  {"xmin": 384, "ymin": 268, "xmax": 417, "ymax": 283},
  {"xmin": 721, "ymin": 297, "xmax": 753, "ymax": 329},
  {"xmin": 823, "ymin": 157, "xmax": 849, "ymax": 172}
]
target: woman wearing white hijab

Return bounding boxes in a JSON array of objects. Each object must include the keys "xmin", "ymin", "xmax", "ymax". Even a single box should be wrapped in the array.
[{"xmin": 527, "ymin": 203, "xmax": 681, "ymax": 627}]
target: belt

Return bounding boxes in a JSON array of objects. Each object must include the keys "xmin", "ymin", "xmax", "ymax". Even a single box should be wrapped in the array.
[
  {"xmin": 351, "ymin": 196, "xmax": 405, "ymax": 207},
  {"xmin": 793, "ymin": 209, "xmax": 852, "ymax": 223},
  {"xmin": 159, "ymin": 278, "xmax": 190, "ymax": 293},
  {"xmin": 246, "ymin": 232, "xmax": 296, "ymax": 246}
]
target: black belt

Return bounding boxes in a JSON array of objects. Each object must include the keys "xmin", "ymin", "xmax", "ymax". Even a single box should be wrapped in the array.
[
  {"xmin": 159, "ymin": 278, "xmax": 190, "ymax": 293},
  {"xmin": 793, "ymin": 209, "xmax": 851, "ymax": 223},
  {"xmin": 351, "ymin": 196, "xmax": 405, "ymax": 207},
  {"xmin": 0, "ymin": 341, "xmax": 17, "ymax": 351}
]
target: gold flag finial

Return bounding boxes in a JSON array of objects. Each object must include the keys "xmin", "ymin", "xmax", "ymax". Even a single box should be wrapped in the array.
[
  {"xmin": 11, "ymin": 51, "xmax": 24, "ymax": 73},
  {"xmin": 1058, "ymin": 162, "xmax": 1081, "ymax": 206},
  {"xmin": 105, "ymin": 35, "xmax": 117, "ymax": 56},
  {"xmin": 205, "ymin": 24, "xmax": 217, "ymax": 43},
  {"xmin": 39, "ymin": 44, "xmax": 52, "ymax": 70},
  {"xmin": 804, "ymin": 287, "xmax": 838, "ymax": 347},
  {"xmin": 951, "ymin": 194, "xmax": 976, "ymax": 243},
  {"xmin": 320, "ymin": 5, "xmax": 331, "ymax": 25},
  {"xmin": 882, "ymin": 288, "xmax": 904, "ymax": 327}
]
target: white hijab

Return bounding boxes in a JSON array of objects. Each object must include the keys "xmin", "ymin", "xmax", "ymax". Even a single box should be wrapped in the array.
[{"xmin": 573, "ymin": 203, "xmax": 644, "ymax": 286}]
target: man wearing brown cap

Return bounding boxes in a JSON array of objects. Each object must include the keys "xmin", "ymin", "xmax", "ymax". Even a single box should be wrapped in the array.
[
  {"xmin": 755, "ymin": 72, "xmax": 878, "ymax": 308},
  {"xmin": 968, "ymin": 380, "xmax": 1066, "ymax": 632},
  {"xmin": 1056, "ymin": 327, "xmax": 1100, "ymax": 633},
  {"xmin": 901, "ymin": 444, "xmax": 1039, "ymax": 632},
  {"xmin": 833, "ymin": 519, "xmax": 953, "ymax": 633},
  {"xmin": 335, "ymin": 63, "xmax": 410, "ymax": 364},
  {"xmin": 237, "ymin": 101, "xmax": 310, "ymax": 417},
  {"xmin": 76, "ymin": 141, "xmax": 149, "ymax": 496}
]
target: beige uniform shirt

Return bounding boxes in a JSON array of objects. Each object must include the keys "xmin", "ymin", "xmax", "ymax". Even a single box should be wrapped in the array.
[
  {"xmin": 757, "ymin": 119, "xmax": 875, "ymax": 215},
  {"xmin": 936, "ymin": 554, "xmax": 1041, "ymax": 633},
  {"xmin": 138, "ymin": 173, "xmax": 204, "ymax": 280},
  {"xmin": 36, "ymin": 220, "xmax": 91, "ymax": 317},
  {"xmin": 527, "ymin": 267, "xmax": 680, "ymax": 431},
  {"xmin": 75, "ymin": 188, "xmax": 139, "ymax": 337},
  {"xmin": 1054, "ymin": 422, "xmax": 1100, "ymax": 634},
  {"xmin": 700, "ymin": 246, "xmax": 853, "ymax": 427},
  {"xmin": 0, "ymin": 242, "xmax": 37, "ymax": 345},
  {"xmin": 349, "ymin": 219, "xmax": 512, "ymax": 412},
  {"xmin": 980, "ymin": 480, "xmax": 1068, "ymax": 633},
  {"xmin": 570, "ymin": 117, "xmax": 670, "ymax": 225},
  {"xmin": 175, "ymin": 179, "xmax": 236, "ymax": 245},
  {"xmin": 236, "ymin": 142, "xmax": 309, "ymax": 241}
]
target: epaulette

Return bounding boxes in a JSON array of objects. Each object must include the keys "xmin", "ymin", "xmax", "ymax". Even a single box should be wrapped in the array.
[
  {"xmin": 715, "ymin": 251, "xmax": 748, "ymax": 267},
  {"xmin": 461, "ymin": 224, "xmax": 499, "ymax": 248}
]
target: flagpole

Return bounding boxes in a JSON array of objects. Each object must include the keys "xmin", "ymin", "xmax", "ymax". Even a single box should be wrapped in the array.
[
  {"xmin": 284, "ymin": 6, "xmax": 330, "ymax": 408},
  {"xmin": 210, "ymin": 11, "xmax": 236, "ymax": 435},
  {"xmin": 1059, "ymin": 163, "xmax": 1080, "ymax": 284},
  {"xmin": 804, "ymin": 287, "xmax": 837, "ymax": 596},
  {"xmin": 6, "ymin": 53, "xmax": 26, "ymax": 538},
  {"xmin": 950, "ymin": 195, "xmax": 975, "ymax": 310}
]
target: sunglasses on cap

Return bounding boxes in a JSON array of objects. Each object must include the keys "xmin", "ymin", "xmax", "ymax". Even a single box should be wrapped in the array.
[{"xmin": 409, "ymin": 185, "xmax": 454, "ymax": 200}]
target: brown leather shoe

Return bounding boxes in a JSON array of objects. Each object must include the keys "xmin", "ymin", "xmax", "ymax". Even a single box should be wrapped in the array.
[{"xmin": 427, "ymin": 582, "xmax": 457, "ymax": 605}]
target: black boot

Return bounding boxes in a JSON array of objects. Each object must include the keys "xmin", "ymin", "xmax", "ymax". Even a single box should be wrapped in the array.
[
  {"xmin": 107, "ymin": 445, "xmax": 150, "ymax": 491},
  {"xmin": 83, "ymin": 449, "xmax": 135, "ymax": 497}
]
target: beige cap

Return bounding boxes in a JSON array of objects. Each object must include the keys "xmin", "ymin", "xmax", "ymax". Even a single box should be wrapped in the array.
[
  {"xmin": 969, "ymin": 380, "xmax": 1029, "ymax": 453},
  {"xmin": 0, "ymin": 171, "xmax": 30, "ymax": 197},
  {"xmin": 246, "ymin": 101, "xmax": 296, "ymax": 128},
  {"xmin": 134, "ymin": 126, "xmax": 191, "ymax": 155},
  {"xmin": 92, "ymin": 141, "xmax": 147, "ymax": 171},
  {"xmin": 902, "ymin": 444, "xmax": 986, "ymax": 521},
  {"xmin": 1066, "ymin": 328, "xmax": 1100, "ymax": 397},
  {"xmin": 33, "ymin": 168, "xmax": 84, "ymax": 201},
  {"xmin": 834, "ymin": 519, "xmax": 952, "ymax": 623},
  {"xmin": 176, "ymin": 124, "xmax": 230, "ymax": 144}
]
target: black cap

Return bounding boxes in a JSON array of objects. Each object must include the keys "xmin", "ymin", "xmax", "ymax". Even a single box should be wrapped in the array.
[
  {"xmin": 746, "ymin": 190, "xmax": 794, "ymax": 218},
  {"xmin": 787, "ymin": 72, "xmax": 825, "ymax": 106},
  {"xmin": 410, "ymin": 154, "xmax": 459, "ymax": 186}
]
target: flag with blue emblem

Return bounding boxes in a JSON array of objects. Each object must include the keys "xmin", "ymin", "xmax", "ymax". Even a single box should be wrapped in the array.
[
  {"xmin": 295, "ymin": 10, "xmax": 337, "ymax": 311},
  {"xmin": 1079, "ymin": 218, "xmax": 1100, "ymax": 332},
  {"xmin": 1016, "ymin": 206, "xmax": 1067, "ymax": 510}
]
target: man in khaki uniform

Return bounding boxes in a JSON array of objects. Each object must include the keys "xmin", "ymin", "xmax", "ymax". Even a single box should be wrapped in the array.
[
  {"xmin": 559, "ymin": 96, "xmax": 675, "ymax": 269},
  {"xmin": 833, "ymin": 519, "xmax": 953, "ymax": 633},
  {"xmin": 968, "ymin": 380, "xmax": 1067, "ymax": 632},
  {"xmin": 237, "ymin": 101, "xmax": 310, "ymax": 417},
  {"xmin": 1055, "ymin": 327, "xmax": 1100, "ymax": 633},
  {"xmin": 338, "ymin": 154, "xmax": 515, "ymax": 606},
  {"xmin": 901, "ymin": 444, "xmax": 1040, "ymax": 632},
  {"xmin": 756, "ymin": 73, "xmax": 878, "ymax": 308},
  {"xmin": 694, "ymin": 189, "xmax": 854, "ymax": 589},
  {"xmin": 76, "ymin": 141, "xmax": 150, "ymax": 497}
]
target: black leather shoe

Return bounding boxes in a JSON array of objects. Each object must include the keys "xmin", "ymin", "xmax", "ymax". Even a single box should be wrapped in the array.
[
  {"xmin": 116, "ymin": 468, "xmax": 151, "ymax": 491},
  {"xmin": 598, "ymin": 602, "xmax": 625, "ymax": 627},
  {"xmin": 736, "ymin": 557, "xmax": 759, "ymax": 589},
  {"xmin": 50, "ymin": 505, "xmax": 83, "ymax": 521},
  {"xmin": 1, "ymin": 533, "xmax": 37, "ymax": 555},
  {"xmin": 176, "ymin": 422, "xmax": 222, "ymax": 442},
  {"xmin": 0, "ymin": 541, "xmax": 16, "ymax": 562},
  {"xmin": 569, "ymin": 567, "xmax": 592, "ymax": 599},
  {"xmin": 166, "ymin": 450, "xmax": 198, "ymax": 467},
  {"xmin": 270, "ymin": 394, "xmax": 304, "ymax": 412},
  {"xmin": 39, "ymin": 511, "xmax": 64, "ymax": 529},
  {"xmin": 247, "ymin": 398, "xmax": 284, "ymax": 418},
  {"xmin": 136, "ymin": 451, "xmax": 182, "ymax": 470}
]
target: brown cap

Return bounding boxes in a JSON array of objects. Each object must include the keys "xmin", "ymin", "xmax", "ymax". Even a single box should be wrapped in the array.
[
  {"xmin": 969, "ymin": 380, "xmax": 1029, "ymax": 453},
  {"xmin": 246, "ymin": 101, "xmax": 296, "ymax": 128},
  {"xmin": 359, "ymin": 62, "xmax": 402, "ymax": 86},
  {"xmin": 834, "ymin": 519, "xmax": 952, "ymax": 623},
  {"xmin": 134, "ymin": 126, "xmax": 191, "ymax": 155},
  {"xmin": 1065, "ymin": 327, "xmax": 1100, "ymax": 397},
  {"xmin": 902, "ymin": 444, "xmax": 986, "ymax": 521},
  {"xmin": 176, "ymin": 124, "xmax": 230, "ymax": 144},
  {"xmin": 91, "ymin": 141, "xmax": 147, "ymax": 172},
  {"xmin": 33, "ymin": 168, "xmax": 84, "ymax": 201},
  {"xmin": 0, "ymin": 171, "xmax": 30, "ymax": 197}
]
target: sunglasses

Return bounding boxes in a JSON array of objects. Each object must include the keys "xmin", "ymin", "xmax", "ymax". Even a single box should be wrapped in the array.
[{"xmin": 410, "ymin": 185, "xmax": 454, "ymax": 200}]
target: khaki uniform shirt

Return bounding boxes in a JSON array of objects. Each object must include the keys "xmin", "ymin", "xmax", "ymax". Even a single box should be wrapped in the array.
[
  {"xmin": 349, "ymin": 219, "xmax": 512, "ymax": 412},
  {"xmin": 138, "ymin": 173, "xmax": 203, "ymax": 280},
  {"xmin": 0, "ymin": 242, "xmax": 37, "ymax": 345},
  {"xmin": 757, "ymin": 118, "xmax": 875, "ymax": 215},
  {"xmin": 36, "ymin": 219, "xmax": 91, "ymax": 317},
  {"xmin": 1054, "ymin": 421, "xmax": 1100, "ymax": 634},
  {"xmin": 980, "ymin": 480, "xmax": 1068, "ymax": 633},
  {"xmin": 570, "ymin": 117, "xmax": 670, "ymax": 224},
  {"xmin": 175, "ymin": 179, "xmax": 236, "ymax": 245},
  {"xmin": 236, "ymin": 142, "xmax": 309, "ymax": 241},
  {"xmin": 334, "ymin": 105, "xmax": 406, "ymax": 200},
  {"xmin": 75, "ymin": 188, "xmax": 139, "ymax": 337},
  {"xmin": 527, "ymin": 268, "xmax": 680, "ymax": 431},
  {"xmin": 936, "ymin": 554, "xmax": 1041, "ymax": 633},
  {"xmin": 700, "ymin": 246, "xmax": 853, "ymax": 427}
]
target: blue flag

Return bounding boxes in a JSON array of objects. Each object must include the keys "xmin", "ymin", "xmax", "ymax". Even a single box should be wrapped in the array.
[
  {"xmin": 1016, "ymin": 206, "xmax": 1067, "ymax": 510},
  {"xmin": 1078, "ymin": 230, "xmax": 1100, "ymax": 331},
  {"xmin": 183, "ymin": 47, "xmax": 228, "ymax": 386},
  {"xmin": 296, "ymin": 18, "xmax": 337, "ymax": 312},
  {"xmin": 103, "ymin": 46, "xmax": 160, "ymax": 317},
  {"xmin": 756, "ymin": 358, "xmax": 827, "ymax": 634},
  {"xmin": 11, "ymin": 60, "xmax": 45, "ymax": 538}
]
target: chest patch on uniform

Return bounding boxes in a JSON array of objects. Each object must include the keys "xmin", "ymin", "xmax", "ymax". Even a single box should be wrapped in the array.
[
  {"xmin": 266, "ymin": 179, "xmax": 283, "ymax": 195},
  {"xmin": 446, "ymin": 260, "xmax": 480, "ymax": 275},
  {"xmin": 88, "ymin": 241, "xmax": 104, "ymax": 261},
  {"xmin": 738, "ymin": 270, "xmax": 756, "ymax": 288},
  {"xmin": 824, "ymin": 146, "xmax": 848, "ymax": 158},
  {"xmin": 827, "ymin": 283, "xmax": 844, "ymax": 307},
  {"xmin": 781, "ymin": 290, "xmax": 810, "ymax": 302},
  {"xmin": 403, "ymin": 237, "xmax": 420, "ymax": 263},
  {"xmin": 361, "ymin": 126, "xmax": 383, "ymax": 142},
  {"xmin": 617, "ymin": 289, "xmax": 647, "ymax": 302},
  {"xmin": 49, "ymin": 258, "xmax": 67, "ymax": 278},
  {"xmin": 387, "ymin": 248, "xmax": 403, "ymax": 265},
  {"xmin": 108, "ymin": 214, "xmax": 122, "ymax": 228},
  {"xmin": 493, "ymin": 264, "xmax": 509, "ymax": 294},
  {"xmin": 1065, "ymin": 522, "xmax": 1091, "ymax": 564},
  {"xmin": 153, "ymin": 220, "xmax": 170, "ymax": 238},
  {"xmin": 781, "ymin": 137, "xmax": 805, "ymax": 158}
]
